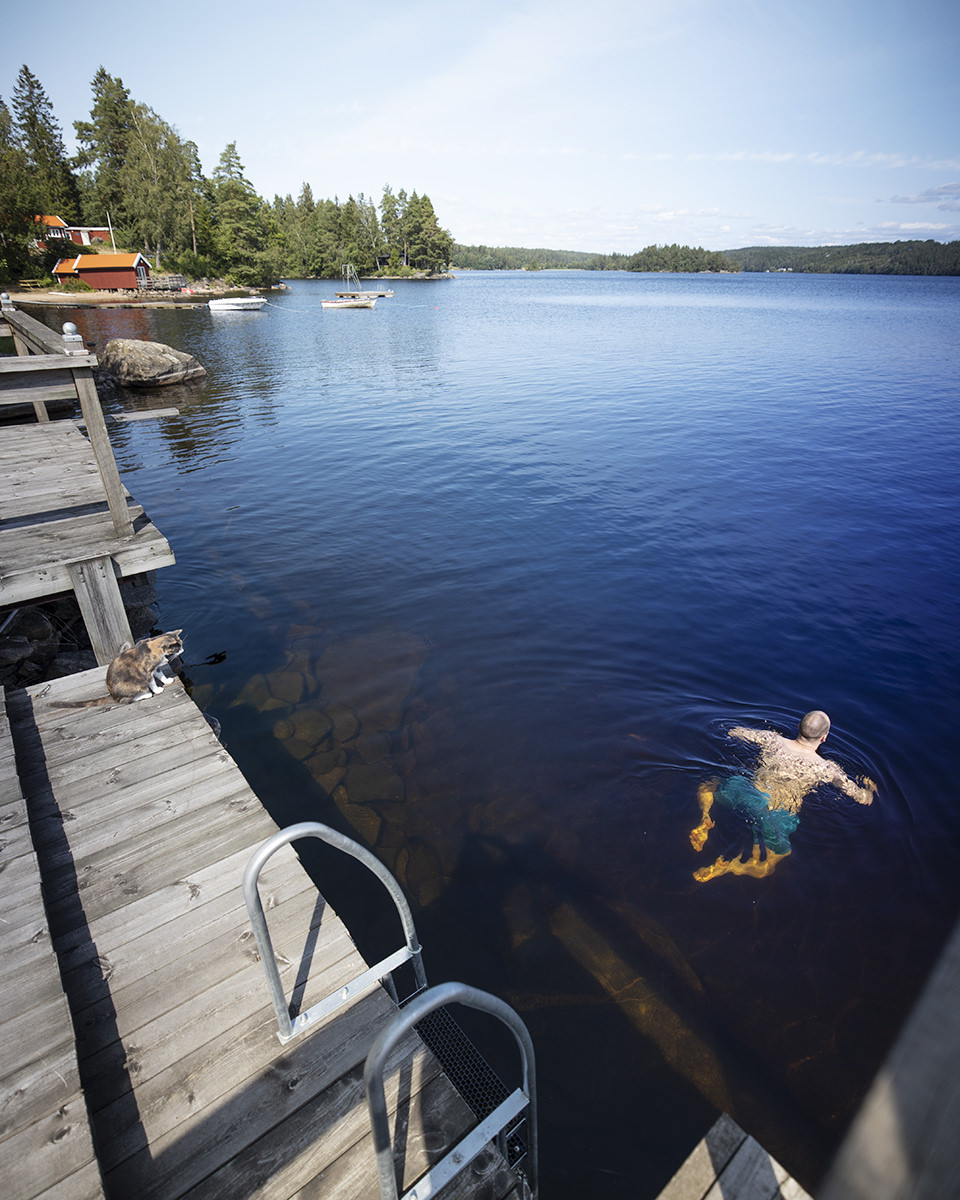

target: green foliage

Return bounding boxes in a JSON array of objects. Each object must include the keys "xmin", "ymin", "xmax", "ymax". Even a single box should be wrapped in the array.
[
  {"xmin": 53, "ymin": 276, "xmax": 93, "ymax": 292},
  {"xmin": 0, "ymin": 65, "xmax": 448, "ymax": 288},
  {"xmin": 269, "ymin": 184, "xmax": 453, "ymax": 279},
  {"xmin": 621, "ymin": 244, "xmax": 737, "ymax": 272},
  {"xmin": 73, "ymin": 68, "xmax": 133, "ymax": 226},
  {"xmin": 725, "ymin": 240, "xmax": 960, "ymax": 275},
  {"xmin": 0, "ymin": 96, "xmax": 35, "ymax": 283},
  {"xmin": 452, "ymin": 244, "xmax": 600, "ymax": 270},
  {"xmin": 452, "ymin": 243, "xmax": 736, "ymax": 272},
  {"xmin": 11, "ymin": 65, "xmax": 81, "ymax": 223},
  {"xmin": 160, "ymin": 249, "xmax": 220, "ymax": 280}
]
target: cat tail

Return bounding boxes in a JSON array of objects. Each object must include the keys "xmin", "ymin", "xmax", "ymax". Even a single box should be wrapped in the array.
[{"xmin": 51, "ymin": 695, "xmax": 119, "ymax": 709}]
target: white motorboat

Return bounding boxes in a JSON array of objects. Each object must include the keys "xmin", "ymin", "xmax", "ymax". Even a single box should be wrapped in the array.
[
  {"xmin": 321, "ymin": 297, "xmax": 377, "ymax": 309},
  {"xmin": 208, "ymin": 296, "xmax": 267, "ymax": 311}
]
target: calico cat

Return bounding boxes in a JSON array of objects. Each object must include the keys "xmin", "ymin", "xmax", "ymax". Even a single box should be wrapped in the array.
[{"xmin": 54, "ymin": 630, "xmax": 184, "ymax": 708}]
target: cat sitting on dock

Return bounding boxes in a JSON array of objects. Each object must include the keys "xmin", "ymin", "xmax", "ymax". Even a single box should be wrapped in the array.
[{"xmin": 55, "ymin": 631, "xmax": 183, "ymax": 708}]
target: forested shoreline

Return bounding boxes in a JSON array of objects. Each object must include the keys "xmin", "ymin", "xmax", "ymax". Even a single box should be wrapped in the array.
[
  {"xmin": 0, "ymin": 65, "xmax": 453, "ymax": 287},
  {"xmin": 3, "ymin": 64, "xmax": 958, "ymax": 288},
  {"xmin": 453, "ymin": 239, "xmax": 960, "ymax": 275}
]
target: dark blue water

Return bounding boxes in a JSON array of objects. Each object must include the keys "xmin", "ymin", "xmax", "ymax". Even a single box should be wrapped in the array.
[{"xmin": 52, "ymin": 271, "xmax": 960, "ymax": 1196}]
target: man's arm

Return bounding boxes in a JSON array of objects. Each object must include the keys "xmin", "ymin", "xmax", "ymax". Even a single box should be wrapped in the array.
[
  {"xmin": 825, "ymin": 760, "xmax": 877, "ymax": 805},
  {"xmin": 729, "ymin": 726, "xmax": 764, "ymax": 745}
]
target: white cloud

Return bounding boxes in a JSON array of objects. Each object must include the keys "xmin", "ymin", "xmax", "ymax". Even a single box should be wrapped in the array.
[{"xmin": 889, "ymin": 183, "xmax": 960, "ymax": 211}]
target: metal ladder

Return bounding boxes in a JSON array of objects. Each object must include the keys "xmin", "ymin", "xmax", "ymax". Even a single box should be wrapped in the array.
[{"xmin": 243, "ymin": 821, "xmax": 538, "ymax": 1199}]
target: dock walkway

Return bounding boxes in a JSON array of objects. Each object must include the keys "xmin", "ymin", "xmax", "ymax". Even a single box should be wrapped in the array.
[
  {"xmin": 656, "ymin": 1114, "xmax": 812, "ymax": 1200},
  {"xmin": 1, "ymin": 298, "xmax": 175, "ymax": 665},
  {"xmin": 1, "ymin": 669, "xmax": 519, "ymax": 1199}
]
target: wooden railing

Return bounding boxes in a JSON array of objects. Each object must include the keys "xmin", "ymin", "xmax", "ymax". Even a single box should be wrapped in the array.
[{"xmin": 0, "ymin": 293, "xmax": 133, "ymax": 539}]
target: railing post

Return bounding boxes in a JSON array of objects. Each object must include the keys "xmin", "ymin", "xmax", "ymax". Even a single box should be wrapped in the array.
[{"xmin": 62, "ymin": 322, "xmax": 134, "ymax": 539}]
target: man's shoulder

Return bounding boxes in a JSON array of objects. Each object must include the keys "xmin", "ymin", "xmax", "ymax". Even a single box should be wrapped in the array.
[{"xmin": 729, "ymin": 726, "xmax": 782, "ymax": 746}]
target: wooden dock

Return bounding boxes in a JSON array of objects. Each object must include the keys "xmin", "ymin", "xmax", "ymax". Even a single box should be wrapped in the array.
[
  {"xmin": 1, "ymin": 298, "xmax": 175, "ymax": 665},
  {"xmin": 657, "ymin": 1115, "xmax": 812, "ymax": 1200},
  {"xmin": 0, "ymin": 668, "xmax": 522, "ymax": 1198}
]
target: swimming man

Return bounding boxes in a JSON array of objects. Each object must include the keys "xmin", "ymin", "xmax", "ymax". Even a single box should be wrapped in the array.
[{"xmin": 690, "ymin": 710, "xmax": 876, "ymax": 882}]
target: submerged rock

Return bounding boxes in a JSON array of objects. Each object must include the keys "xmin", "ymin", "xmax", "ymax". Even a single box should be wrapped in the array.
[{"xmin": 101, "ymin": 338, "xmax": 206, "ymax": 387}]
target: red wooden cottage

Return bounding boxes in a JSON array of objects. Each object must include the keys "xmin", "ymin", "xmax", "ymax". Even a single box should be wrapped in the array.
[
  {"xmin": 35, "ymin": 215, "xmax": 113, "ymax": 247},
  {"xmin": 53, "ymin": 253, "xmax": 152, "ymax": 291}
]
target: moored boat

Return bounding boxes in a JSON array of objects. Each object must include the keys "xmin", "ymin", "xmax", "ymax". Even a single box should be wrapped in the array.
[
  {"xmin": 208, "ymin": 296, "xmax": 267, "ymax": 311},
  {"xmin": 321, "ymin": 297, "xmax": 377, "ymax": 309}
]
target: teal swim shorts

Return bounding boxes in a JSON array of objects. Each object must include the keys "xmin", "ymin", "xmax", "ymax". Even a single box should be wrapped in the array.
[{"xmin": 715, "ymin": 775, "xmax": 800, "ymax": 855}]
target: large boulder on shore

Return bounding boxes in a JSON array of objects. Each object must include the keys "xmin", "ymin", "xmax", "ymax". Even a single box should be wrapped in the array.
[{"xmin": 100, "ymin": 338, "xmax": 206, "ymax": 387}]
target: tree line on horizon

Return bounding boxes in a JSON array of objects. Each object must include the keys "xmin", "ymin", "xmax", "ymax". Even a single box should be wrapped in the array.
[
  {"xmin": 452, "ymin": 243, "xmax": 738, "ymax": 272},
  {"xmin": 0, "ymin": 65, "xmax": 453, "ymax": 287},
  {"xmin": 453, "ymin": 239, "xmax": 960, "ymax": 275}
]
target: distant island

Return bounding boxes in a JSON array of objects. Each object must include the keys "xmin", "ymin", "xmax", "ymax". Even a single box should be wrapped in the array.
[{"xmin": 452, "ymin": 239, "xmax": 960, "ymax": 276}]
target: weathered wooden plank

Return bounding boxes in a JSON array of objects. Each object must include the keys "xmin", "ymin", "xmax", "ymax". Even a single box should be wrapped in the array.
[
  {"xmin": 1, "ymin": 497, "xmax": 144, "ymax": 529},
  {"xmin": 657, "ymin": 1115, "xmax": 811, "ymax": 1200},
  {"xmin": 0, "ymin": 353, "xmax": 98, "ymax": 373},
  {"xmin": 183, "ymin": 1045, "xmax": 445, "ymax": 1200},
  {"xmin": 28, "ymin": 757, "xmax": 253, "ymax": 868},
  {"xmin": 0, "ymin": 1094, "xmax": 100, "ymax": 1199},
  {"xmin": 657, "ymin": 1114, "xmax": 747, "ymax": 1200},
  {"xmin": 68, "ymin": 556, "xmax": 134, "ymax": 664},
  {"xmin": 0, "ymin": 511, "xmax": 168, "ymax": 571},
  {"xmin": 183, "ymin": 1045, "xmax": 519, "ymax": 1200},
  {"xmin": 104, "ymin": 1010, "xmax": 438, "ymax": 1200},
  {"xmin": 64, "ymin": 868, "xmax": 341, "ymax": 1052},
  {"xmin": 706, "ymin": 1135, "xmax": 810, "ymax": 1199},
  {"xmin": 79, "ymin": 918, "xmax": 359, "ymax": 1095},
  {"xmin": 18, "ymin": 735, "xmax": 217, "ymax": 818},
  {"xmin": 32, "ymin": 1159, "xmax": 106, "ymax": 1200},
  {"xmin": 70, "ymin": 368, "xmax": 132, "ymax": 539},
  {"xmin": 52, "ymin": 839, "xmax": 305, "ymax": 963},
  {"xmin": 99, "ymin": 976, "xmax": 400, "ymax": 1194},
  {"xmin": 39, "ymin": 790, "xmax": 270, "ymax": 929},
  {"xmin": 24, "ymin": 693, "xmax": 207, "ymax": 766},
  {"xmin": 0, "ymin": 696, "xmax": 104, "ymax": 1200},
  {"xmin": 0, "ymin": 382, "xmax": 78, "ymax": 406},
  {"xmin": 0, "ymin": 526, "xmax": 175, "ymax": 604},
  {"xmin": 287, "ymin": 1069, "xmax": 519, "ymax": 1200},
  {"xmin": 0, "ymin": 1043, "xmax": 82, "ymax": 1139},
  {"xmin": 29, "ymin": 669, "xmax": 195, "ymax": 722}
]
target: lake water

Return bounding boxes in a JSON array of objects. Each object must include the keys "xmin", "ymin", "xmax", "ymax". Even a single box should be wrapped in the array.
[{"xmin": 44, "ymin": 270, "xmax": 960, "ymax": 1196}]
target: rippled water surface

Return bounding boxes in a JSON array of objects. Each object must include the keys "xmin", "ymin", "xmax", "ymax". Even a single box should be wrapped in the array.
[{"xmin": 49, "ymin": 271, "xmax": 960, "ymax": 1196}]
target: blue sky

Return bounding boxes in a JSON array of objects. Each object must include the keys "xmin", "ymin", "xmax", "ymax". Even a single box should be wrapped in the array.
[{"xmin": 3, "ymin": 0, "xmax": 958, "ymax": 252}]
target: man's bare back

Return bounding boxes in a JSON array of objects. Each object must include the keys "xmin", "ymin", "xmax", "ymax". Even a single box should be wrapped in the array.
[
  {"xmin": 689, "ymin": 711, "xmax": 876, "ymax": 882},
  {"xmin": 729, "ymin": 726, "xmax": 876, "ymax": 814}
]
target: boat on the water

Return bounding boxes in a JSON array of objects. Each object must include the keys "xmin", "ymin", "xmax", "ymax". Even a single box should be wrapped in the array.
[
  {"xmin": 208, "ymin": 296, "xmax": 267, "ymax": 311},
  {"xmin": 328, "ymin": 263, "xmax": 389, "ymax": 305},
  {"xmin": 321, "ymin": 296, "xmax": 377, "ymax": 310}
]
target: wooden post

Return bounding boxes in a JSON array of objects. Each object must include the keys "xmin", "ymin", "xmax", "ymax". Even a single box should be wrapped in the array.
[
  {"xmin": 71, "ymin": 368, "xmax": 134, "ymax": 539},
  {"xmin": 67, "ymin": 556, "xmax": 133, "ymax": 665}
]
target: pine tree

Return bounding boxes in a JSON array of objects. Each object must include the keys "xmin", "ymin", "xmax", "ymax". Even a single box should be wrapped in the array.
[
  {"xmin": 0, "ymin": 96, "xmax": 36, "ymax": 281},
  {"xmin": 74, "ymin": 67, "xmax": 133, "ymax": 227},
  {"xmin": 210, "ymin": 143, "xmax": 277, "ymax": 285},
  {"xmin": 11, "ymin": 65, "xmax": 81, "ymax": 223}
]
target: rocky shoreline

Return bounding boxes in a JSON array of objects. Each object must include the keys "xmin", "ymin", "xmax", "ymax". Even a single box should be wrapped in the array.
[{"xmin": 0, "ymin": 572, "xmax": 162, "ymax": 689}]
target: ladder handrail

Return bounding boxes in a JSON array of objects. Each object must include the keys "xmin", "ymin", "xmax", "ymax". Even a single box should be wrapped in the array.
[
  {"xmin": 243, "ymin": 821, "xmax": 427, "ymax": 1043},
  {"xmin": 364, "ymin": 981, "xmax": 539, "ymax": 1200}
]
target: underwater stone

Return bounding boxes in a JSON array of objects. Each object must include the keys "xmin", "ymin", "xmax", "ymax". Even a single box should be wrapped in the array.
[{"xmin": 343, "ymin": 762, "xmax": 404, "ymax": 806}]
